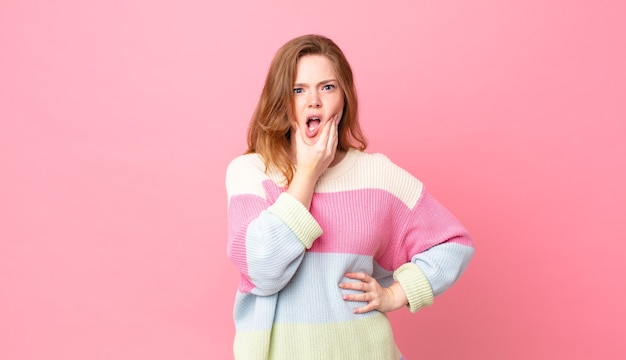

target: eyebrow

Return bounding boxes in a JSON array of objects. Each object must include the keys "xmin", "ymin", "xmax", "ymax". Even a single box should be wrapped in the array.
[{"xmin": 293, "ymin": 79, "xmax": 338, "ymax": 87}]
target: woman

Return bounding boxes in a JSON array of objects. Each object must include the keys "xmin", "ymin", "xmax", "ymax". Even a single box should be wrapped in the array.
[{"xmin": 226, "ymin": 34, "xmax": 474, "ymax": 359}]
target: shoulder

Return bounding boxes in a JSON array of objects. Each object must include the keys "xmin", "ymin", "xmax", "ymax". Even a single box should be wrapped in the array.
[
  {"xmin": 226, "ymin": 153, "xmax": 266, "ymax": 177},
  {"xmin": 361, "ymin": 152, "xmax": 401, "ymax": 169},
  {"xmin": 352, "ymin": 150, "xmax": 406, "ymax": 169},
  {"xmin": 225, "ymin": 153, "xmax": 272, "ymax": 198},
  {"xmin": 356, "ymin": 151, "xmax": 423, "ymax": 185},
  {"xmin": 335, "ymin": 150, "xmax": 425, "ymax": 208},
  {"xmin": 371, "ymin": 152, "xmax": 425, "ymax": 209}
]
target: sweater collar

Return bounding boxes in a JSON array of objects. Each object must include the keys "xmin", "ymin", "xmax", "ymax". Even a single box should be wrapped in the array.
[{"xmin": 318, "ymin": 148, "xmax": 360, "ymax": 182}]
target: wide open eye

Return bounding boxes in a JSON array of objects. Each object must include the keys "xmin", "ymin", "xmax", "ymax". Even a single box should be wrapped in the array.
[
  {"xmin": 293, "ymin": 88, "xmax": 304, "ymax": 94},
  {"xmin": 322, "ymin": 84, "xmax": 335, "ymax": 91}
]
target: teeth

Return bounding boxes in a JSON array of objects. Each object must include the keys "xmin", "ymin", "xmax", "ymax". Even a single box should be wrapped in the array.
[{"xmin": 307, "ymin": 117, "xmax": 321, "ymax": 130}]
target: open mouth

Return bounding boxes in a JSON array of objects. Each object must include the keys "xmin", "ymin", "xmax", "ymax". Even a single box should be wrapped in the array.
[{"xmin": 306, "ymin": 116, "xmax": 321, "ymax": 131}]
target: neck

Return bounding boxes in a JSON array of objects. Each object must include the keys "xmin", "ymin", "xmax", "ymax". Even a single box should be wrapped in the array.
[
  {"xmin": 288, "ymin": 149, "xmax": 347, "ymax": 168},
  {"xmin": 329, "ymin": 150, "xmax": 347, "ymax": 167}
]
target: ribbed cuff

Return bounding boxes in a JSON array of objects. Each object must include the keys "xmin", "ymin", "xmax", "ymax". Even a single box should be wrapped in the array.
[
  {"xmin": 393, "ymin": 263, "xmax": 434, "ymax": 313},
  {"xmin": 267, "ymin": 192, "xmax": 322, "ymax": 249}
]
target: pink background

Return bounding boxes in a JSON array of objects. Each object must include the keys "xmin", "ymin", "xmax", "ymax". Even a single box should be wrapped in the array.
[{"xmin": 1, "ymin": 0, "xmax": 625, "ymax": 359}]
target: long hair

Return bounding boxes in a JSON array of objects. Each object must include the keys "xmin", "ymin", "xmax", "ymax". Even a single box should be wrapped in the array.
[{"xmin": 246, "ymin": 34, "xmax": 368, "ymax": 185}]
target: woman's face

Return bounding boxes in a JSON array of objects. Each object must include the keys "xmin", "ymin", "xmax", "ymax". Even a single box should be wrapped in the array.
[{"xmin": 291, "ymin": 54, "xmax": 344, "ymax": 145}]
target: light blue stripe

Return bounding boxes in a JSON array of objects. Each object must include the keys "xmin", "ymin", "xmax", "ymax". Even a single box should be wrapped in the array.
[
  {"xmin": 412, "ymin": 242, "xmax": 474, "ymax": 296},
  {"xmin": 234, "ymin": 252, "xmax": 397, "ymax": 330},
  {"xmin": 275, "ymin": 252, "xmax": 382, "ymax": 324},
  {"xmin": 233, "ymin": 292, "xmax": 278, "ymax": 331},
  {"xmin": 245, "ymin": 211, "xmax": 307, "ymax": 296}
]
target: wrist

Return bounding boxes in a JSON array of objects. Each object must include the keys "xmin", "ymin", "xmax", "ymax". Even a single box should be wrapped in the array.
[
  {"xmin": 287, "ymin": 171, "xmax": 318, "ymax": 210},
  {"xmin": 388, "ymin": 282, "xmax": 408, "ymax": 311}
]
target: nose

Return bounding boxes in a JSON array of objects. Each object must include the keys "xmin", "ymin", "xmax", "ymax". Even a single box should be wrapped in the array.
[{"xmin": 308, "ymin": 91, "xmax": 321, "ymax": 108}]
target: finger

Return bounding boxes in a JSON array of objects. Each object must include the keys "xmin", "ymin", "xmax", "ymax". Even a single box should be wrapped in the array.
[
  {"xmin": 339, "ymin": 281, "xmax": 368, "ymax": 291},
  {"xmin": 331, "ymin": 113, "xmax": 340, "ymax": 135},
  {"xmin": 342, "ymin": 292, "xmax": 372, "ymax": 302},
  {"xmin": 344, "ymin": 272, "xmax": 373, "ymax": 282},
  {"xmin": 315, "ymin": 116, "xmax": 334, "ymax": 148},
  {"xmin": 327, "ymin": 117, "xmax": 338, "ymax": 151},
  {"xmin": 353, "ymin": 303, "xmax": 376, "ymax": 314}
]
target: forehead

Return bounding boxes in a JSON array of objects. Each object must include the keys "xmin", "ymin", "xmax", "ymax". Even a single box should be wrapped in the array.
[{"xmin": 295, "ymin": 55, "xmax": 337, "ymax": 82}]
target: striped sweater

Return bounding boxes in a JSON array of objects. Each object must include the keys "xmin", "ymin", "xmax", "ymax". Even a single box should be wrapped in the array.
[{"xmin": 226, "ymin": 149, "xmax": 474, "ymax": 359}]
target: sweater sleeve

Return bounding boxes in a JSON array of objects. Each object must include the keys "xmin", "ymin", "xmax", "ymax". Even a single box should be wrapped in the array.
[
  {"xmin": 226, "ymin": 156, "xmax": 322, "ymax": 296},
  {"xmin": 393, "ymin": 189, "xmax": 474, "ymax": 313}
]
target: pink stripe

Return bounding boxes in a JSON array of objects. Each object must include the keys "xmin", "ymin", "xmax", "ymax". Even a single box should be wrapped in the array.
[
  {"xmin": 227, "ymin": 181, "xmax": 283, "ymax": 293},
  {"xmin": 308, "ymin": 189, "xmax": 471, "ymax": 271},
  {"xmin": 229, "ymin": 179, "xmax": 470, "ymax": 283}
]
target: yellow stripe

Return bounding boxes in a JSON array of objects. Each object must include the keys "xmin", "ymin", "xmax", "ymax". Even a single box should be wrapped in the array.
[
  {"xmin": 394, "ymin": 262, "xmax": 434, "ymax": 312},
  {"xmin": 267, "ymin": 192, "xmax": 323, "ymax": 249},
  {"xmin": 234, "ymin": 313, "xmax": 402, "ymax": 360}
]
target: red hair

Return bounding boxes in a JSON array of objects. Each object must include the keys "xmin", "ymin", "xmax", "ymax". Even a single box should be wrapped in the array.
[{"xmin": 246, "ymin": 34, "xmax": 368, "ymax": 185}]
